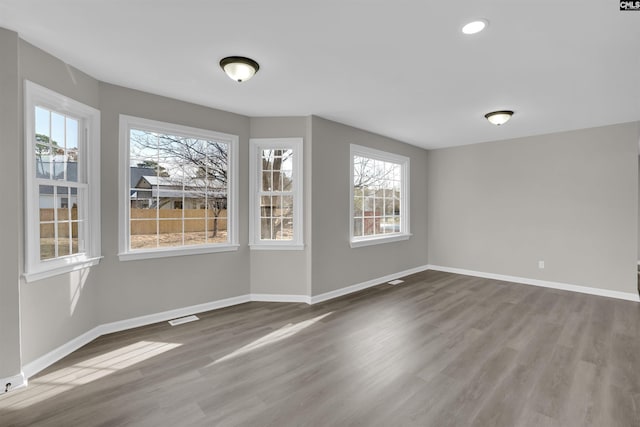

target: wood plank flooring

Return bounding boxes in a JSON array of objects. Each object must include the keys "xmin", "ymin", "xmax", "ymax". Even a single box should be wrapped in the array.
[{"xmin": 2, "ymin": 270, "xmax": 640, "ymax": 426}]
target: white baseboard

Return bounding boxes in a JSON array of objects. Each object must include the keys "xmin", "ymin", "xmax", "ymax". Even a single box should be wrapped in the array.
[
  {"xmin": 96, "ymin": 294, "xmax": 251, "ymax": 336},
  {"xmin": 23, "ymin": 294, "xmax": 251, "ymax": 379},
  {"xmin": 17, "ymin": 263, "xmax": 432, "ymax": 381},
  {"xmin": 427, "ymin": 265, "xmax": 640, "ymax": 302},
  {"xmin": 310, "ymin": 264, "xmax": 430, "ymax": 304},
  {"xmin": 22, "ymin": 326, "xmax": 102, "ymax": 379},
  {"xmin": 251, "ymin": 293, "xmax": 311, "ymax": 304},
  {"xmin": 0, "ymin": 372, "xmax": 27, "ymax": 395}
]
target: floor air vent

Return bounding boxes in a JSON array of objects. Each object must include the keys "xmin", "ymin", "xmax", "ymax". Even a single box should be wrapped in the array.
[
  {"xmin": 388, "ymin": 279, "xmax": 404, "ymax": 285},
  {"xmin": 168, "ymin": 315, "xmax": 199, "ymax": 326}
]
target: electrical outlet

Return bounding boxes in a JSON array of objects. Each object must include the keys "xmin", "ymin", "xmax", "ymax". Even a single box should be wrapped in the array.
[{"xmin": 538, "ymin": 260, "xmax": 545, "ymax": 269}]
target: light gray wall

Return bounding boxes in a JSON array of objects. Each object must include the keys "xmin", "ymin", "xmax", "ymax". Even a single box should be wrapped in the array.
[
  {"xmin": 310, "ymin": 116, "xmax": 429, "ymax": 296},
  {"xmin": 18, "ymin": 40, "xmax": 102, "ymax": 366},
  {"xmin": 0, "ymin": 28, "xmax": 22, "ymax": 380},
  {"xmin": 427, "ymin": 123, "xmax": 639, "ymax": 294},
  {"xmin": 249, "ymin": 117, "xmax": 310, "ymax": 296},
  {"xmin": 96, "ymin": 83, "xmax": 251, "ymax": 324}
]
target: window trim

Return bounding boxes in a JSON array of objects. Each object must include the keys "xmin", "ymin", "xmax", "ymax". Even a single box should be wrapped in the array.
[
  {"xmin": 118, "ymin": 115, "xmax": 239, "ymax": 261},
  {"xmin": 349, "ymin": 144, "xmax": 411, "ymax": 248},
  {"xmin": 249, "ymin": 138, "xmax": 304, "ymax": 250},
  {"xmin": 24, "ymin": 81, "xmax": 102, "ymax": 282}
]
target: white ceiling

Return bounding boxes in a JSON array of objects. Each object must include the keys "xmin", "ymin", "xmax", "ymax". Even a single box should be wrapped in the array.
[{"xmin": 1, "ymin": 0, "xmax": 638, "ymax": 149}]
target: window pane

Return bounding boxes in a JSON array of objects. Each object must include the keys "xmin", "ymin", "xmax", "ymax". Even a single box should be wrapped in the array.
[
  {"xmin": 183, "ymin": 219, "xmax": 207, "ymax": 246},
  {"xmin": 261, "ymin": 149, "xmax": 275, "ymax": 170},
  {"xmin": 39, "ymin": 185, "xmax": 54, "ymax": 220},
  {"xmin": 51, "ymin": 112, "xmax": 65, "ymax": 149},
  {"xmin": 66, "ymin": 118, "xmax": 79, "ymax": 182},
  {"xmin": 207, "ymin": 215, "xmax": 227, "ymax": 243},
  {"xmin": 40, "ymin": 223, "xmax": 55, "ymax": 260},
  {"xmin": 66, "ymin": 117, "xmax": 78, "ymax": 149},
  {"xmin": 282, "ymin": 195, "xmax": 293, "ymax": 214},
  {"xmin": 35, "ymin": 106, "xmax": 50, "ymax": 138},
  {"xmin": 158, "ymin": 219, "xmax": 183, "ymax": 247},
  {"xmin": 353, "ymin": 218, "xmax": 363, "ymax": 237},
  {"xmin": 70, "ymin": 195, "xmax": 80, "ymax": 220},
  {"xmin": 57, "ymin": 186, "xmax": 70, "ymax": 219},
  {"xmin": 35, "ymin": 144, "xmax": 51, "ymax": 179},
  {"xmin": 279, "ymin": 218, "xmax": 292, "ymax": 240},
  {"xmin": 281, "ymin": 169, "xmax": 293, "ymax": 191},
  {"xmin": 130, "ymin": 219, "xmax": 158, "ymax": 249},
  {"xmin": 71, "ymin": 220, "xmax": 80, "ymax": 254},
  {"xmin": 272, "ymin": 195, "xmax": 282, "ymax": 215},
  {"xmin": 272, "ymin": 170, "xmax": 282, "ymax": 191},
  {"xmin": 52, "ymin": 147, "xmax": 67, "ymax": 180},
  {"xmin": 57, "ymin": 223, "xmax": 71, "ymax": 257},
  {"xmin": 262, "ymin": 171, "xmax": 272, "ymax": 191},
  {"xmin": 354, "ymin": 197, "xmax": 363, "ymax": 216},
  {"xmin": 272, "ymin": 218, "xmax": 283, "ymax": 240}
]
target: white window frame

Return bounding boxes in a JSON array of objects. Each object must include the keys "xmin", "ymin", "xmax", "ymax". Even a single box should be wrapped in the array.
[
  {"xmin": 349, "ymin": 144, "xmax": 411, "ymax": 248},
  {"xmin": 24, "ymin": 81, "xmax": 102, "ymax": 282},
  {"xmin": 249, "ymin": 138, "xmax": 304, "ymax": 250},
  {"xmin": 118, "ymin": 115, "xmax": 239, "ymax": 261}
]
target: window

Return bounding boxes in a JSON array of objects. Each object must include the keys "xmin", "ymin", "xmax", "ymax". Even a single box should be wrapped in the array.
[
  {"xmin": 24, "ymin": 81, "xmax": 101, "ymax": 282},
  {"xmin": 249, "ymin": 138, "xmax": 303, "ymax": 249},
  {"xmin": 350, "ymin": 144, "xmax": 410, "ymax": 248},
  {"xmin": 119, "ymin": 115, "xmax": 239, "ymax": 260}
]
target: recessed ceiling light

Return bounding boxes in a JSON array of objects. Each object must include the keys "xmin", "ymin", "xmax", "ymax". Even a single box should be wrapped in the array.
[
  {"xmin": 462, "ymin": 19, "xmax": 488, "ymax": 35},
  {"xmin": 219, "ymin": 56, "xmax": 260, "ymax": 82},
  {"xmin": 484, "ymin": 110, "xmax": 514, "ymax": 126}
]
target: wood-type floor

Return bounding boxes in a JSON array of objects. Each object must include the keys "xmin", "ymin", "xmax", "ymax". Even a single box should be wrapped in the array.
[{"xmin": 2, "ymin": 270, "xmax": 640, "ymax": 426}]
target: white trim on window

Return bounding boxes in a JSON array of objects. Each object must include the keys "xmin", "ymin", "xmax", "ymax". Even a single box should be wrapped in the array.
[
  {"xmin": 24, "ymin": 81, "xmax": 101, "ymax": 282},
  {"xmin": 249, "ymin": 138, "xmax": 304, "ymax": 250},
  {"xmin": 349, "ymin": 144, "xmax": 411, "ymax": 248},
  {"xmin": 118, "ymin": 115, "xmax": 239, "ymax": 261}
]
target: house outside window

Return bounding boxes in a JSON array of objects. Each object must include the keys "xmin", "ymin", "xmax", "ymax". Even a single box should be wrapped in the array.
[
  {"xmin": 249, "ymin": 138, "xmax": 303, "ymax": 250},
  {"xmin": 350, "ymin": 144, "xmax": 410, "ymax": 248},
  {"xmin": 119, "ymin": 115, "xmax": 239, "ymax": 260},
  {"xmin": 24, "ymin": 81, "xmax": 101, "ymax": 282}
]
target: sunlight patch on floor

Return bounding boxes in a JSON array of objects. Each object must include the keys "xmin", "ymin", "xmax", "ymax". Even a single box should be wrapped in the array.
[
  {"xmin": 209, "ymin": 312, "xmax": 333, "ymax": 366},
  {"xmin": 0, "ymin": 340, "xmax": 181, "ymax": 410}
]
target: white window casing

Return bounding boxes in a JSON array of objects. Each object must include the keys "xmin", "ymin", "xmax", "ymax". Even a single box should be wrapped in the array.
[
  {"xmin": 249, "ymin": 138, "xmax": 304, "ymax": 250},
  {"xmin": 118, "ymin": 115, "xmax": 239, "ymax": 261},
  {"xmin": 24, "ymin": 81, "xmax": 102, "ymax": 282},
  {"xmin": 350, "ymin": 144, "xmax": 411, "ymax": 248}
]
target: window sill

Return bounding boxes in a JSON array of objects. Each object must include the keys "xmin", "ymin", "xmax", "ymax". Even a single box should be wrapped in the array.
[
  {"xmin": 23, "ymin": 256, "xmax": 103, "ymax": 283},
  {"xmin": 249, "ymin": 244, "xmax": 305, "ymax": 251},
  {"xmin": 350, "ymin": 233, "xmax": 412, "ymax": 248},
  {"xmin": 118, "ymin": 244, "xmax": 240, "ymax": 261}
]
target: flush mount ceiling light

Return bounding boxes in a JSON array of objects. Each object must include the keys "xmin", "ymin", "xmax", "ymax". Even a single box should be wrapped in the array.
[
  {"xmin": 219, "ymin": 56, "xmax": 259, "ymax": 82},
  {"xmin": 484, "ymin": 110, "xmax": 514, "ymax": 126},
  {"xmin": 462, "ymin": 19, "xmax": 488, "ymax": 35}
]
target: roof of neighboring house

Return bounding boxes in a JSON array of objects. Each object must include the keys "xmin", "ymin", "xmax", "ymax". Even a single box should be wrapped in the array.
[
  {"xmin": 131, "ymin": 175, "xmax": 226, "ymax": 199},
  {"xmin": 129, "ymin": 167, "xmax": 156, "ymax": 189},
  {"xmin": 137, "ymin": 175, "xmax": 181, "ymax": 187}
]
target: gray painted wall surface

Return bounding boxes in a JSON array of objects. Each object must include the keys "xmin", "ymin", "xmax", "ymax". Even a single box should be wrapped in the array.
[
  {"xmin": 310, "ymin": 116, "xmax": 429, "ymax": 296},
  {"xmin": 249, "ymin": 117, "xmax": 309, "ymax": 295},
  {"xmin": 18, "ymin": 40, "xmax": 102, "ymax": 366},
  {"xmin": 427, "ymin": 123, "xmax": 639, "ymax": 294},
  {"xmin": 96, "ymin": 83, "xmax": 251, "ymax": 324},
  {"xmin": 0, "ymin": 28, "xmax": 22, "ymax": 379}
]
